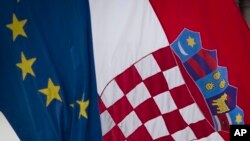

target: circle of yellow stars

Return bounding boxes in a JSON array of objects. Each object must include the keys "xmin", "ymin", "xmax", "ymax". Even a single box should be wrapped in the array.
[{"xmin": 5, "ymin": 6, "xmax": 89, "ymax": 119}]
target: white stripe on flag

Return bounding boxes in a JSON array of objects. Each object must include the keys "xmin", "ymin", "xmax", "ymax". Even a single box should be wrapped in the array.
[{"xmin": 89, "ymin": 0, "xmax": 168, "ymax": 93}]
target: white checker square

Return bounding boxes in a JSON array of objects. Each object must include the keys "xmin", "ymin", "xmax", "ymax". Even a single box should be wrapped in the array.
[
  {"xmin": 179, "ymin": 103, "xmax": 205, "ymax": 125},
  {"xmin": 153, "ymin": 91, "xmax": 177, "ymax": 114},
  {"xmin": 100, "ymin": 111, "xmax": 116, "ymax": 136},
  {"xmin": 101, "ymin": 80, "xmax": 124, "ymax": 108},
  {"xmin": 118, "ymin": 111, "xmax": 142, "ymax": 138},
  {"xmin": 134, "ymin": 54, "xmax": 161, "ymax": 80},
  {"xmin": 126, "ymin": 83, "xmax": 151, "ymax": 108},
  {"xmin": 196, "ymin": 132, "xmax": 224, "ymax": 141},
  {"xmin": 163, "ymin": 66, "xmax": 185, "ymax": 89},
  {"xmin": 144, "ymin": 116, "xmax": 169, "ymax": 140},
  {"xmin": 171, "ymin": 127, "xmax": 196, "ymax": 141}
]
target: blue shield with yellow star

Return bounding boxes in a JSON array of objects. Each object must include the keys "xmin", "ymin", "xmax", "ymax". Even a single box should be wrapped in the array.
[{"xmin": 170, "ymin": 28, "xmax": 202, "ymax": 62}]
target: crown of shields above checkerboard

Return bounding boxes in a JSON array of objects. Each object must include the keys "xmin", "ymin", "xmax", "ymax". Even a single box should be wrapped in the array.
[{"xmin": 171, "ymin": 28, "xmax": 244, "ymax": 132}]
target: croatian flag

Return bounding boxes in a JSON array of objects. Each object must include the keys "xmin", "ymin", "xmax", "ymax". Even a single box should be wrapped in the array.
[{"xmin": 89, "ymin": 0, "xmax": 250, "ymax": 140}]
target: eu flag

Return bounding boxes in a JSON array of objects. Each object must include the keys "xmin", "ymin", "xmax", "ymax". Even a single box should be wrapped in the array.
[{"xmin": 0, "ymin": 0, "xmax": 102, "ymax": 140}]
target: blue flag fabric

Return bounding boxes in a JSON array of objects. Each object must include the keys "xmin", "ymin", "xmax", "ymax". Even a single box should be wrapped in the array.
[{"xmin": 0, "ymin": 0, "xmax": 102, "ymax": 140}]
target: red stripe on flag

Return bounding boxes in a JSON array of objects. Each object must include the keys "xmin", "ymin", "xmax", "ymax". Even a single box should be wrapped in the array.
[
  {"xmin": 197, "ymin": 50, "xmax": 217, "ymax": 71},
  {"xmin": 187, "ymin": 58, "xmax": 206, "ymax": 78}
]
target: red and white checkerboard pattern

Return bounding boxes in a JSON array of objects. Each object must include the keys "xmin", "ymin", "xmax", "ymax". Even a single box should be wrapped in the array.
[{"xmin": 99, "ymin": 47, "xmax": 224, "ymax": 141}]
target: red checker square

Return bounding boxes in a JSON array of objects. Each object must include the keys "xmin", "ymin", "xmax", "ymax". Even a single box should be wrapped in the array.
[
  {"xmin": 115, "ymin": 66, "xmax": 142, "ymax": 94},
  {"xmin": 154, "ymin": 135, "xmax": 175, "ymax": 141},
  {"xmin": 134, "ymin": 98, "xmax": 161, "ymax": 123},
  {"xmin": 162, "ymin": 110, "xmax": 188, "ymax": 134},
  {"xmin": 103, "ymin": 125, "xmax": 125, "ymax": 141},
  {"xmin": 152, "ymin": 47, "xmax": 177, "ymax": 71},
  {"xmin": 169, "ymin": 85, "xmax": 194, "ymax": 109},
  {"xmin": 127, "ymin": 126, "xmax": 153, "ymax": 141},
  {"xmin": 144, "ymin": 72, "xmax": 169, "ymax": 97},
  {"xmin": 99, "ymin": 99, "xmax": 106, "ymax": 113},
  {"xmin": 108, "ymin": 96, "xmax": 133, "ymax": 123},
  {"xmin": 189, "ymin": 119, "xmax": 214, "ymax": 139}
]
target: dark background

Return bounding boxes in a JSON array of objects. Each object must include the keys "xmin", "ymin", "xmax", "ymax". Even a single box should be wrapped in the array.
[{"xmin": 237, "ymin": 0, "xmax": 250, "ymax": 27}]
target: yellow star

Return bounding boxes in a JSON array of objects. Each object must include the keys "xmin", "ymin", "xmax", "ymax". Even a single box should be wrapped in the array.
[
  {"xmin": 187, "ymin": 36, "xmax": 196, "ymax": 47},
  {"xmin": 38, "ymin": 78, "xmax": 62, "ymax": 107},
  {"xmin": 6, "ymin": 13, "xmax": 27, "ymax": 41},
  {"xmin": 77, "ymin": 99, "xmax": 89, "ymax": 119},
  {"xmin": 16, "ymin": 52, "xmax": 36, "ymax": 80},
  {"xmin": 235, "ymin": 113, "xmax": 243, "ymax": 124}
]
